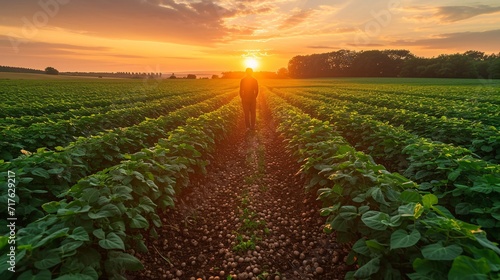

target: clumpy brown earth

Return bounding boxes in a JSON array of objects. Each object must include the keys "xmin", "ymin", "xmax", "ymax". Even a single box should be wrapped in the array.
[{"xmin": 129, "ymin": 94, "xmax": 352, "ymax": 280}]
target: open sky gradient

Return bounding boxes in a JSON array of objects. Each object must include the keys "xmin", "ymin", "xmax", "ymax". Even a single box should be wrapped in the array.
[{"xmin": 1, "ymin": 0, "xmax": 499, "ymax": 73}]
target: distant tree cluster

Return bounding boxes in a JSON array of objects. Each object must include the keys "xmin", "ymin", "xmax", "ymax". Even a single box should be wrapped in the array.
[
  {"xmin": 45, "ymin": 67, "xmax": 59, "ymax": 75},
  {"xmin": 0, "ymin": 65, "xmax": 44, "ymax": 74},
  {"xmin": 64, "ymin": 72, "xmax": 162, "ymax": 79},
  {"xmin": 288, "ymin": 50, "xmax": 500, "ymax": 79}
]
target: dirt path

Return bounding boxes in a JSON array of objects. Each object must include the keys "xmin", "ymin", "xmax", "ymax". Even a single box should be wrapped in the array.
[{"xmin": 130, "ymin": 92, "xmax": 350, "ymax": 280}]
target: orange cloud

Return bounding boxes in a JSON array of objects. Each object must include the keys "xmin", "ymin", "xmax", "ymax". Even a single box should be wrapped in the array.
[
  {"xmin": 279, "ymin": 9, "xmax": 314, "ymax": 30},
  {"xmin": 435, "ymin": 5, "xmax": 500, "ymax": 22}
]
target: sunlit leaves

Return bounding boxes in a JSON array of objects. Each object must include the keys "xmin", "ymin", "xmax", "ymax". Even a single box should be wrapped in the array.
[{"xmin": 390, "ymin": 229, "xmax": 421, "ymax": 250}]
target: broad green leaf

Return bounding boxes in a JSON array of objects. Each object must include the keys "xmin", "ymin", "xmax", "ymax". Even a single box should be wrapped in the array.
[
  {"xmin": 139, "ymin": 196, "xmax": 156, "ymax": 213},
  {"xmin": 476, "ymin": 218, "xmax": 496, "ymax": 228},
  {"xmin": 390, "ymin": 229, "xmax": 421, "ymax": 250},
  {"xmin": 330, "ymin": 215, "xmax": 353, "ymax": 231},
  {"xmin": 42, "ymin": 201, "xmax": 61, "ymax": 214},
  {"xmin": 412, "ymin": 258, "xmax": 447, "ymax": 280},
  {"xmin": 492, "ymin": 212, "xmax": 500, "ymax": 221},
  {"xmin": 422, "ymin": 194, "xmax": 438, "ymax": 209},
  {"xmin": 93, "ymin": 228, "xmax": 105, "ymax": 240},
  {"xmin": 359, "ymin": 205, "xmax": 370, "ymax": 214},
  {"xmin": 339, "ymin": 205, "xmax": 358, "ymax": 220},
  {"xmin": 34, "ymin": 252, "xmax": 61, "ymax": 269},
  {"xmin": 69, "ymin": 227, "xmax": 90, "ymax": 241},
  {"xmin": 81, "ymin": 267, "xmax": 99, "ymax": 279},
  {"xmin": 371, "ymin": 187, "xmax": 389, "ymax": 206},
  {"xmin": 448, "ymin": 169, "xmax": 461, "ymax": 181},
  {"xmin": 353, "ymin": 257, "xmax": 381, "ymax": 278},
  {"xmin": 481, "ymin": 145, "xmax": 493, "ymax": 152},
  {"xmin": 455, "ymin": 203, "xmax": 471, "ymax": 215},
  {"xmin": 129, "ymin": 213, "xmax": 149, "ymax": 229},
  {"xmin": 400, "ymin": 190, "xmax": 421, "ymax": 203},
  {"xmin": 59, "ymin": 241, "xmax": 84, "ymax": 257},
  {"xmin": 399, "ymin": 203, "xmax": 415, "ymax": 216},
  {"xmin": 448, "ymin": 256, "xmax": 490, "ymax": 280},
  {"xmin": 107, "ymin": 251, "xmax": 144, "ymax": 271},
  {"xmin": 432, "ymin": 205, "xmax": 455, "ymax": 219},
  {"xmin": 35, "ymin": 228, "xmax": 70, "ymax": 249},
  {"xmin": 361, "ymin": 211, "xmax": 390, "ymax": 230},
  {"xmin": 352, "ymin": 238, "xmax": 370, "ymax": 256},
  {"xmin": 421, "ymin": 242, "xmax": 463, "ymax": 261},
  {"xmin": 320, "ymin": 205, "xmax": 340, "ymax": 217},
  {"xmin": 31, "ymin": 168, "xmax": 50, "ymax": 179},
  {"xmin": 81, "ymin": 188, "xmax": 100, "ymax": 204},
  {"xmin": 48, "ymin": 167, "xmax": 65, "ymax": 175},
  {"xmin": 366, "ymin": 239, "xmax": 386, "ymax": 254},
  {"xmin": 88, "ymin": 204, "xmax": 121, "ymax": 219},
  {"xmin": 469, "ymin": 247, "xmax": 500, "ymax": 272},
  {"xmin": 99, "ymin": 232, "xmax": 125, "ymax": 250}
]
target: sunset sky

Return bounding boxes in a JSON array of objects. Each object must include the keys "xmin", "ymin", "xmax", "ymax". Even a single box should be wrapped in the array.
[{"xmin": 1, "ymin": 0, "xmax": 499, "ymax": 73}]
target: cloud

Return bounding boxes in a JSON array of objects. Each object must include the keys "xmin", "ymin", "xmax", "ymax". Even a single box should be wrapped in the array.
[
  {"xmin": 392, "ymin": 29, "xmax": 500, "ymax": 52},
  {"xmin": 0, "ymin": 38, "xmax": 110, "ymax": 54},
  {"xmin": 346, "ymin": 43, "xmax": 384, "ymax": 47},
  {"xmin": 279, "ymin": 9, "xmax": 314, "ymax": 29},
  {"xmin": 402, "ymin": 4, "xmax": 500, "ymax": 23},
  {"xmin": 0, "ymin": 38, "xmax": 155, "ymax": 61},
  {"xmin": 435, "ymin": 5, "xmax": 500, "ymax": 22},
  {"xmin": 307, "ymin": 45, "xmax": 340, "ymax": 49},
  {"xmin": 0, "ymin": 0, "xmax": 241, "ymax": 45}
]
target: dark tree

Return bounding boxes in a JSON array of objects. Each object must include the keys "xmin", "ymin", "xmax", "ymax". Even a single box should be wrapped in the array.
[
  {"xmin": 489, "ymin": 58, "xmax": 500, "ymax": 79},
  {"xmin": 277, "ymin": 67, "xmax": 289, "ymax": 78},
  {"xmin": 351, "ymin": 50, "xmax": 394, "ymax": 77},
  {"xmin": 45, "ymin": 67, "xmax": 59, "ymax": 75},
  {"xmin": 464, "ymin": 50, "xmax": 486, "ymax": 61}
]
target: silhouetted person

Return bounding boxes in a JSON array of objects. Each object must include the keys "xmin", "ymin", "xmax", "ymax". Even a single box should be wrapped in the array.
[{"xmin": 240, "ymin": 68, "xmax": 259, "ymax": 130}]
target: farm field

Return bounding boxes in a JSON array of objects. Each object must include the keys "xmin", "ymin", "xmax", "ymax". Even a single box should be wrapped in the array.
[{"xmin": 1, "ymin": 77, "xmax": 500, "ymax": 279}]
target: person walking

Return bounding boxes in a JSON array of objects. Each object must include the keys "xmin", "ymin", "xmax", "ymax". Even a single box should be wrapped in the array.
[{"xmin": 239, "ymin": 68, "xmax": 259, "ymax": 131}]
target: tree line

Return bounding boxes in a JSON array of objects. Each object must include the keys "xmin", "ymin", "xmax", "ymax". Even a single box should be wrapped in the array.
[
  {"xmin": 287, "ymin": 50, "xmax": 500, "ymax": 79},
  {"xmin": 0, "ymin": 65, "xmax": 44, "ymax": 74}
]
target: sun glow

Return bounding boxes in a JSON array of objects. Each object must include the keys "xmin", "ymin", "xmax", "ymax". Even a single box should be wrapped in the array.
[{"xmin": 244, "ymin": 57, "xmax": 259, "ymax": 70}]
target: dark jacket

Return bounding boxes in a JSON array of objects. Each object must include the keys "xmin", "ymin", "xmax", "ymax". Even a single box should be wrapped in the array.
[{"xmin": 240, "ymin": 76, "xmax": 258, "ymax": 101}]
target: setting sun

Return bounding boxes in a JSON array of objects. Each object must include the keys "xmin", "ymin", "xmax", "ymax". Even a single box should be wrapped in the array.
[{"xmin": 244, "ymin": 57, "xmax": 259, "ymax": 70}]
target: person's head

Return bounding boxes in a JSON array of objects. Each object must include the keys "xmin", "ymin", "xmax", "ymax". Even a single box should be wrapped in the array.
[{"xmin": 245, "ymin": 68, "xmax": 253, "ymax": 76}]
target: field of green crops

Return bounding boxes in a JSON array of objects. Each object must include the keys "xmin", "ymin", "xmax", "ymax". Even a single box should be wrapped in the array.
[{"xmin": 1, "ymin": 77, "xmax": 500, "ymax": 279}]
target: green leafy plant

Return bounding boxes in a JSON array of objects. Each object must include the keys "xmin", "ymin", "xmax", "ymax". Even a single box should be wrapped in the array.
[
  {"xmin": 0, "ymin": 92, "xmax": 236, "ymax": 229},
  {"xmin": 0, "ymin": 98, "xmax": 241, "ymax": 279},
  {"xmin": 267, "ymin": 91, "xmax": 500, "ymax": 279}
]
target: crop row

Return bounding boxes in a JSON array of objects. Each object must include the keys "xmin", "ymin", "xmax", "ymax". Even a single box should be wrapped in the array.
[
  {"xmin": 0, "ymin": 91, "xmax": 237, "ymax": 228},
  {"xmin": 296, "ymin": 90, "xmax": 500, "ymax": 163},
  {"xmin": 324, "ymin": 86, "xmax": 500, "ymax": 128},
  {"xmin": 0, "ymin": 89, "xmax": 233, "ymax": 160},
  {"xmin": 266, "ymin": 91, "xmax": 500, "ymax": 279},
  {"xmin": 296, "ymin": 83, "xmax": 500, "ymax": 128},
  {"xmin": 0, "ymin": 80, "xmax": 235, "ymax": 118},
  {"xmin": 272, "ymin": 88, "xmax": 500, "ymax": 241},
  {"xmin": 0, "ymin": 98, "xmax": 241, "ymax": 280},
  {"xmin": 0, "ymin": 97, "xmax": 185, "ymax": 129}
]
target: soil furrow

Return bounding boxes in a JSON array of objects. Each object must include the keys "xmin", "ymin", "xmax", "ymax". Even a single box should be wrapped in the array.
[{"xmin": 130, "ymin": 92, "xmax": 351, "ymax": 280}]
